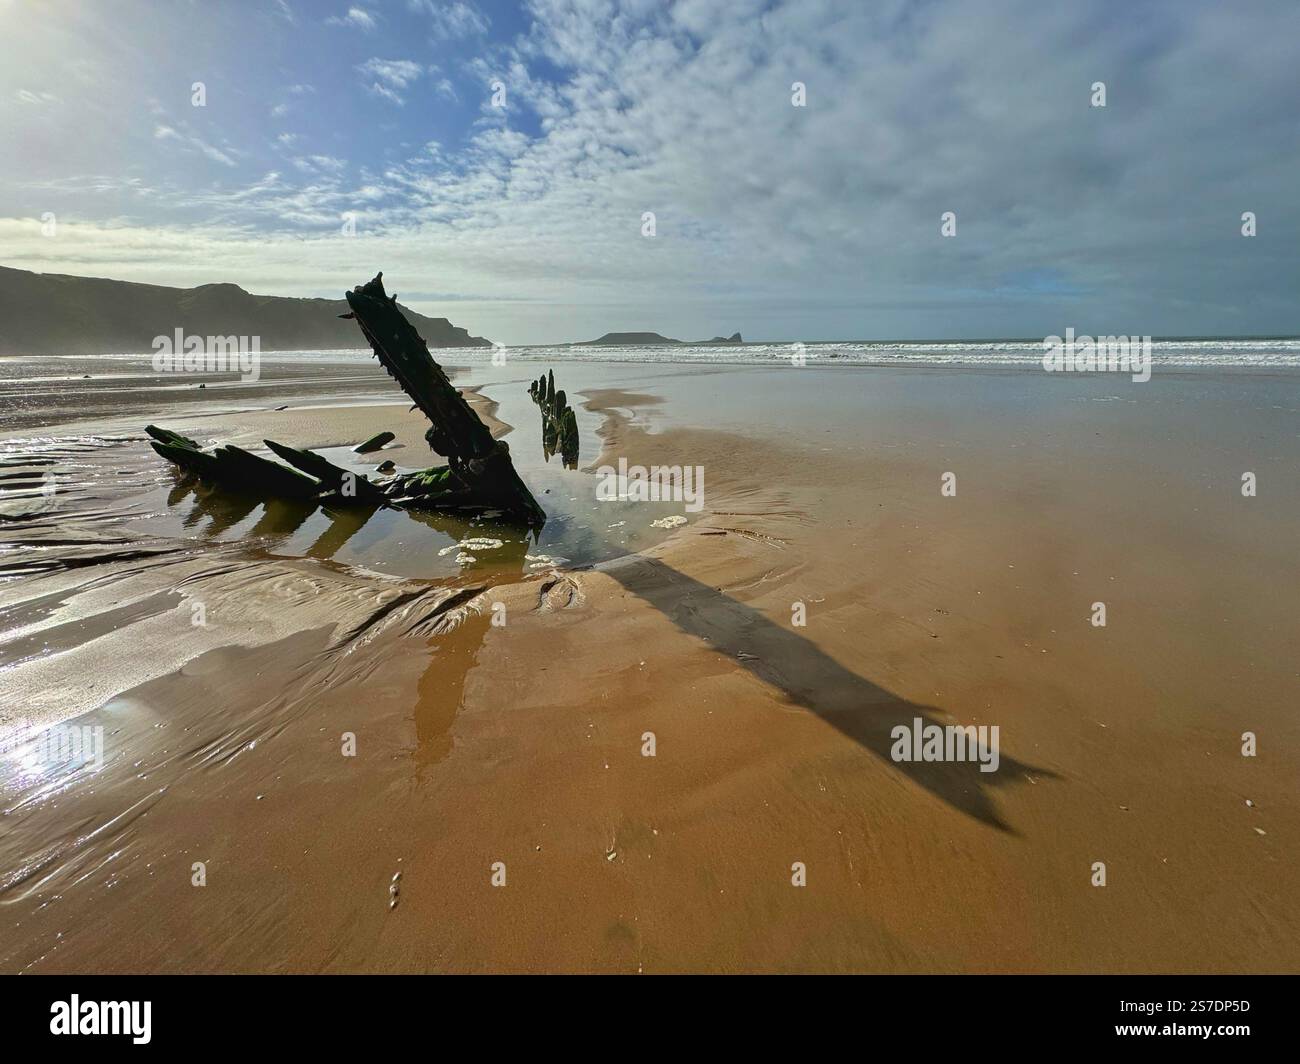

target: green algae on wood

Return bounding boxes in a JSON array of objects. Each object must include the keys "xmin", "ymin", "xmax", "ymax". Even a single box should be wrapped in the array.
[{"xmin": 353, "ymin": 431, "xmax": 395, "ymax": 454}]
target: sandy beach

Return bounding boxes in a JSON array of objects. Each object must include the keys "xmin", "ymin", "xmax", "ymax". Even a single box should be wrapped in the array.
[{"xmin": 1, "ymin": 355, "xmax": 1296, "ymax": 973}]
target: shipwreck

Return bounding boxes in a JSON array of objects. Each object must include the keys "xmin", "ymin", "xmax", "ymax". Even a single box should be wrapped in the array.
[{"xmin": 147, "ymin": 272, "xmax": 547, "ymax": 528}]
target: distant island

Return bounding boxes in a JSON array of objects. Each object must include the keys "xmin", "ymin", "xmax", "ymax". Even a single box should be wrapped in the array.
[
  {"xmin": 0, "ymin": 265, "xmax": 492, "ymax": 355},
  {"xmin": 572, "ymin": 330, "xmax": 742, "ymax": 346}
]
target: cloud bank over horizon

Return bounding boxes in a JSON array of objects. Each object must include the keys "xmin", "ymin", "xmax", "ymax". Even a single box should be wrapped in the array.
[{"xmin": 2, "ymin": 0, "xmax": 1298, "ymax": 344}]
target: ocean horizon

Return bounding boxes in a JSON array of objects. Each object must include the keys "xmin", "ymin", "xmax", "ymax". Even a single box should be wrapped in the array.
[{"xmin": 7, "ymin": 335, "xmax": 1300, "ymax": 370}]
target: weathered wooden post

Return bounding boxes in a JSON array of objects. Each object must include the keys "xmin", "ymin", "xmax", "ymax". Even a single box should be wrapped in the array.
[{"xmin": 343, "ymin": 273, "xmax": 545, "ymax": 527}]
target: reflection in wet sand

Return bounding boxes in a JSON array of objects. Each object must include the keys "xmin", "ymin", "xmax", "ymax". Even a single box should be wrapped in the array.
[
  {"xmin": 413, "ymin": 611, "xmax": 494, "ymax": 770},
  {"xmin": 306, "ymin": 503, "xmax": 380, "ymax": 560},
  {"xmin": 248, "ymin": 498, "xmax": 316, "ymax": 541}
]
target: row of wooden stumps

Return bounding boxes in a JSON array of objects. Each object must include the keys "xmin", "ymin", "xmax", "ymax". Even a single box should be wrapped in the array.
[{"xmin": 528, "ymin": 369, "xmax": 579, "ymax": 469}]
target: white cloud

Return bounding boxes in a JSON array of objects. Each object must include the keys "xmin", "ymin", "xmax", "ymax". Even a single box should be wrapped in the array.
[
  {"xmin": 408, "ymin": 0, "xmax": 489, "ymax": 39},
  {"xmin": 366, "ymin": 82, "xmax": 404, "ymax": 106},
  {"xmin": 153, "ymin": 123, "xmax": 239, "ymax": 168},
  {"xmin": 356, "ymin": 57, "xmax": 426, "ymax": 105},
  {"xmin": 293, "ymin": 154, "xmax": 347, "ymax": 174},
  {"xmin": 326, "ymin": 6, "xmax": 377, "ymax": 31}
]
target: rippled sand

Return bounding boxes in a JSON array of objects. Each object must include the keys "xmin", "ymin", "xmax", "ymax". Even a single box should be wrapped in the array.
[{"xmin": 1, "ymin": 361, "xmax": 1297, "ymax": 972}]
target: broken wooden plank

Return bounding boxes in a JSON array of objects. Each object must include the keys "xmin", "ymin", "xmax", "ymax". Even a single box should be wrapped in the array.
[
  {"xmin": 354, "ymin": 431, "xmax": 394, "ymax": 454},
  {"xmin": 263, "ymin": 439, "xmax": 387, "ymax": 504}
]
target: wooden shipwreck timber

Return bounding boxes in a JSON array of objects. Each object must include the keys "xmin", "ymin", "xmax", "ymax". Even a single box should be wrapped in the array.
[
  {"xmin": 147, "ymin": 272, "xmax": 547, "ymax": 528},
  {"xmin": 528, "ymin": 369, "xmax": 579, "ymax": 469}
]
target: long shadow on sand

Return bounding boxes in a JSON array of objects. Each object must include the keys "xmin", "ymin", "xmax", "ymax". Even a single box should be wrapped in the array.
[
  {"xmin": 604, "ymin": 554, "xmax": 1057, "ymax": 832},
  {"xmin": 156, "ymin": 445, "xmax": 1052, "ymax": 830}
]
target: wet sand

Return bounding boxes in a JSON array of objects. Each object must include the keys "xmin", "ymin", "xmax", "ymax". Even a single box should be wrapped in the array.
[{"xmin": 1, "ymin": 359, "xmax": 1298, "ymax": 972}]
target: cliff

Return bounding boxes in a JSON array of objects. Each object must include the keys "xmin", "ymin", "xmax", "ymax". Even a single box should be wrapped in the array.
[{"xmin": 0, "ymin": 266, "xmax": 492, "ymax": 355}]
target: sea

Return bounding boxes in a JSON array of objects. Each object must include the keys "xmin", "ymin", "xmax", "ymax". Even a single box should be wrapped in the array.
[{"xmin": 5, "ymin": 336, "xmax": 1300, "ymax": 379}]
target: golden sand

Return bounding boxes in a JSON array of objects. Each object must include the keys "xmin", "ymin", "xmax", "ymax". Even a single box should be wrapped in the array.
[{"xmin": 1, "ymin": 371, "xmax": 1296, "ymax": 973}]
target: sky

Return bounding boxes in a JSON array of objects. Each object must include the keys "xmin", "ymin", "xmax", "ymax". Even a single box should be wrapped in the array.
[{"xmin": 1, "ymin": 0, "xmax": 1298, "ymax": 344}]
